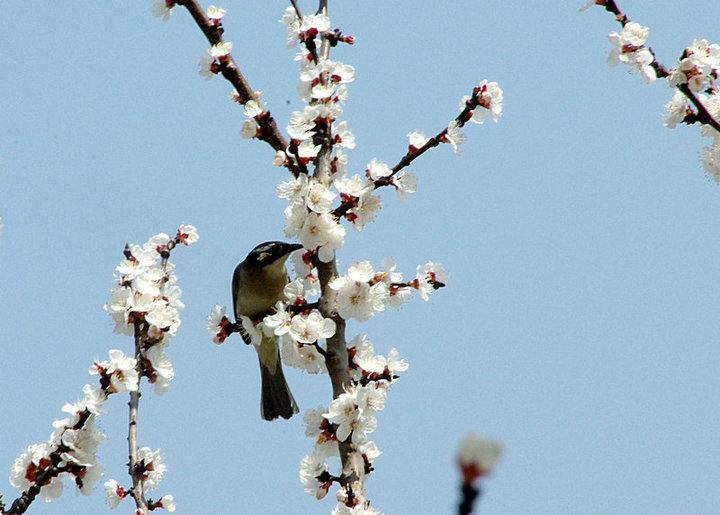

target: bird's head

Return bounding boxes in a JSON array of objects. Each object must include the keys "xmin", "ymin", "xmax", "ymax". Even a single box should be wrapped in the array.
[{"xmin": 244, "ymin": 241, "xmax": 303, "ymax": 271}]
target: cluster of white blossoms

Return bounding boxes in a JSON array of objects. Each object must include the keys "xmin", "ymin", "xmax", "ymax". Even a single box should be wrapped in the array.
[
  {"xmin": 275, "ymin": 8, "xmax": 358, "ymax": 258},
  {"xmin": 209, "ymin": 10, "xmax": 461, "ymax": 513},
  {"xmin": 583, "ymin": 2, "xmax": 720, "ymax": 182},
  {"xmin": 9, "ymin": 384, "xmax": 107, "ymax": 502},
  {"xmin": 208, "ymin": 251, "xmax": 446, "ymax": 375},
  {"xmin": 102, "ymin": 225, "xmax": 195, "ymax": 510},
  {"xmin": 9, "ymin": 225, "xmax": 196, "ymax": 510},
  {"xmin": 665, "ymin": 39, "xmax": 720, "ymax": 180},
  {"xmin": 666, "ymin": 39, "xmax": 720, "ymax": 93},
  {"xmin": 330, "ymin": 259, "xmax": 448, "ymax": 322},
  {"xmin": 606, "ymin": 21, "xmax": 656, "ymax": 83},
  {"xmin": 152, "ymin": 3, "xmax": 231, "ymax": 79},
  {"xmin": 299, "ymin": 334, "xmax": 407, "ymax": 513},
  {"xmin": 104, "ymin": 225, "xmax": 197, "ymax": 395},
  {"xmin": 103, "ymin": 449, "xmax": 175, "ymax": 511},
  {"xmin": 201, "ymin": 6, "xmax": 503, "ymax": 512},
  {"xmin": 444, "ymin": 80, "xmax": 504, "ymax": 155},
  {"xmin": 279, "ymin": 254, "xmax": 447, "ymax": 370},
  {"xmin": 280, "ymin": 172, "xmax": 347, "ymax": 262}
]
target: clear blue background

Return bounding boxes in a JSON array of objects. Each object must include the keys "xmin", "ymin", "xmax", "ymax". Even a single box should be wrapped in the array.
[{"xmin": 1, "ymin": 1, "xmax": 719, "ymax": 513}]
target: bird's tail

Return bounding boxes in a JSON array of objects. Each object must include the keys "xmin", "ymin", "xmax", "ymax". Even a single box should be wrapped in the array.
[{"xmin": 259, "ymin": 351, "xmax": 299, "ymax": 421}]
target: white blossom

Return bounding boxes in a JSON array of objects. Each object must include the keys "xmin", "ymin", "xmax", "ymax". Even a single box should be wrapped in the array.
[
  {"xmin": 282, "ymin": 336, "xmax": 328, "ymax": 374},
  {"xmin": 443, "ymin": 120, "xmax": 465, "ymax": 154},
  {"xmin": 391, "ymin": 171, "xmax": 418, "ymax": 200},
  {"xmin": 198, "ymin": 54, "xmax": 215, "ymax": 80},
  {"xmin": 240, "ymin": 315, "xmax": 263, "ymax": 347},
  {"xmin": 306, "ymin": 181, "xmax": 336, "ymax": 214},
  {"xmin": 157, "ymin": 494, "xmax": 177, "ymax": 512},
  {"xmin": 264, "ymin": 303, "xmax": 292, "ymax": 337},
  {"xmin": 90, "ymin": 349, "xmax": 139, "ymax": 393},
  {"xmin": 330, "ymin": 262, "xmax": 388, "ymax": 321},
  {"xmin": 146, "ymin": 346, "xmax": 174, "ymax": 395},
  {"xmin": 209, "ymin": 41, "xmax": 232, "ymax": 58},
  {"xmin": 462, "ymin": 80, "xmax": 504, "ymax": 123},
  {"xmin": 365, "ymin": 158, "xmax": 391, "ymax": 181},
  {"xmin": 332, "ymin": 120, "xmax": 356, "ymax": 149},
  {"xmin": 289, "ymin": 311, "xmax": 336, "ymax": 343},
  {"xmin": 207, "ymin": 304, "xmax": 229, "ymax": 344},
  {"xmin": 137, "ymin": 447, "xmax": 167, "ymax": 492},
  {"xmin": 668, "ymin": 39, "xmax": 720, "ymax": 92},
  {"xmin": 607, "ymin": 22, "xmax": 656, "ymax": 83},
  {"xmin": 663, "ymin": 90, "xmax": 690, "ymax": 128},
  {"xmin": 299, "ymin": 453, "xmax": 331, "ymax": 499},
  {"xmin": 415, "ymin": 262, "xmax": 449, "ymax": 301},
  {"xmin": 10, "ymin": 442, "xmax": 53, "ymax": 492},
  {"xmin": 457, "ymin": 432, "xmax": 503, "ymax": 479},
  {"xmin": 151, "ymin": 0, "xmax": 172, "ymax": 21},
  {"xmin": 323, "ymin": 388, "xmax": 359, "ymax": 442},
  {"xmin": 176, "ymin": 224, "xmax": 199, "ymax": 245},
  {"xmin": 206, "ymin": 5, "xmax": 227, "ymax": 20},
  {"xmin": 407, "ymin": 130, "xmax": 430, "ymax": 152},
  {"xmin": 104, "ymin": 479, "xmax": 126, "ymax": 508},
  {"xmin": 240, "ymin": 119, "xmax": 260, "ymax": 139},
  {"xmin": 294, "ymin": 212, "xmax": 345, "ymax": 262}
]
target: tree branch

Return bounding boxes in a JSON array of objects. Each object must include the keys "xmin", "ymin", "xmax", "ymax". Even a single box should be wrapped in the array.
[
  {"xmin": 174, "ymin": 0, "xmax": 299, "ymax": 175},
  {"xmin": 598, "ymin": 0, "xmax": 720, "ymax": 133},
  {"xmin": 127, "ymin": 322, "xmax": 148, "ymax": 513}
]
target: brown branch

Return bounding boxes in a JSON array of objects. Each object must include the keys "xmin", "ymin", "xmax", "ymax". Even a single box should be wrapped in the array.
[
  {"xmin": 290, "ymin": 0, "xmax": 303, "ymax": 18},
  {"xmin": 680, "ymin": 83, "xmax": 720, "ymax": 134},
  {"xmin": 596, "ymin": 0, "xmax": 720, "ymax": 134},
  {"xmin": 333, "ymin": 89, "xmax": 487, "ymax": 220},
  {"xmin": 288, "ymin": 301, "xmax": 320, "ymax": 314},
  {"xmin": 174, "ymin": 0, "xmax": 300, "ymax": 176},
  {"xmin": 601, "ymin": 0, "xmax": 628, "ymax": 25},
  {"xmin": 332, "ymin": 130, "xmax": 442, "ymax": 220},
  {"xmin": 4, "ymin": 409, "xmax": 94, "ymax": 514},
  {"xmin": 312, "ymin": 341, "xmax": 330, "ymax": 359},
  {"xmin": 5, "ymin": 457, "xmax": 64, "ymax": 514}
]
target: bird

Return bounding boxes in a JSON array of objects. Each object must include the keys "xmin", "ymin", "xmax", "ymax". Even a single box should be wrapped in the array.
[{"xmin": 232, "ymin": 241, "xmax": 303, "ymax": 420}]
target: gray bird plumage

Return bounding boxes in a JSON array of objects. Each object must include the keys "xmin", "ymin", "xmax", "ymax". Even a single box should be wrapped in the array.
[{"xmin": 232, "ymin": 241, "xmax": 302, "ymax": 420}]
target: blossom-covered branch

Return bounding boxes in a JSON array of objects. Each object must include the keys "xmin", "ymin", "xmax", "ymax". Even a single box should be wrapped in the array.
[
  {"xmin": 582, "ymin": 0, "xmax": 720, "ymax": 180},
  {"xmin": 4, "ymin": 224, "xmax": 195, "ymax": 514},
  {"xmin": 4, "ymin": 384, "xmax": 107, "ymax": 514},
  {"xmin": 202, "ymin": 2, "xmax": 503, "ymax": 510},
  {"xmin": 333, "ymin": 80, "xmax": 503, "ymax": 221},
  {"xmin": 156, "ymin": 1, "xmax": 299, "ymax": 175},
  {"xmin": 103, "ymin": 224, "xmax": 197, "ymax": 513}
]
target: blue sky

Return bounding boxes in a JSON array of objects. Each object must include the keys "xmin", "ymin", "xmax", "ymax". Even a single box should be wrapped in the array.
[{"xmin": 1, "ymin": 1, "xmax": 720, "ymax": 513}]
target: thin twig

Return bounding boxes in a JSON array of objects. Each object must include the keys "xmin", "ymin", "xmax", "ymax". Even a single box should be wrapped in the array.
[{"xmin": 128, "ymin": 322, "xmax": 147, "ymax": 514}]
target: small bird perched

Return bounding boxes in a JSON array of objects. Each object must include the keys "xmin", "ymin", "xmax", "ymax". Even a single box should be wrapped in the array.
[{"xmin": 232, "ymin": 241, "xmax": 303, "ymax": 420}]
